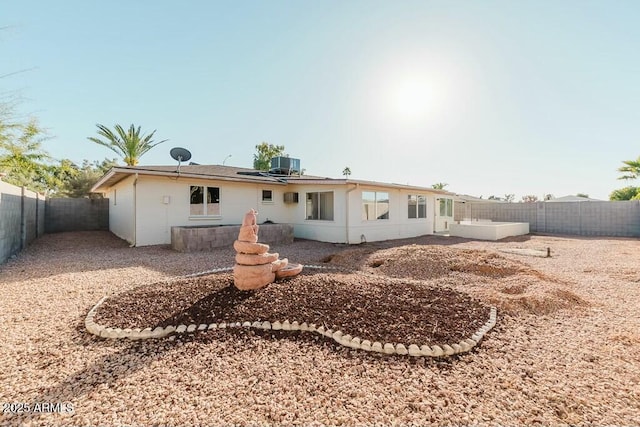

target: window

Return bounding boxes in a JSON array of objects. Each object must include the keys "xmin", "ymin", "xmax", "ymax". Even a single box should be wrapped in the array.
[
  {"xmin": 408, "ymin": 195, "xmax": 427, "ymax": 219},
  {"xmin": 439, "ymin": 198, "xmax": 453, "ymax": 217},
  {"xmin": 190, "ymin": 186, "xmax": 220, "ymax": 216},
  {"xmin": 262, "ymin": 190, "xmax": 273, "ymax": 202},
  {"xmin": 306, "ymin": 192, "xmax": 334, "ymax": 220},
  {"xmin": 362, "ymin": 191, "xmax": 389, "ymax": 220},
  {"xmin": 113, "ymin": 189, "xmax": 117, "ymax": 206}
]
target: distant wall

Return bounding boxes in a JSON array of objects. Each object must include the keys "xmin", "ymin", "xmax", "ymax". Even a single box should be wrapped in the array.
[
  {"xmin": 0, "ymin": 180, "xmax": 46, "ymax": 264},
  {"xmin": 45, "ymin": 198, "xmax": 109, "ymax": 233},
  {"xmin": 454, "ymin": 200, "xmax": 640, "ymax": 237}
]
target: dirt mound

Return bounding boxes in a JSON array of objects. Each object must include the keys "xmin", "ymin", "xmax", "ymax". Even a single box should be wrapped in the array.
[{"xmin": 326, "ymin": 244, "xmax": 588, "ymax": 316}]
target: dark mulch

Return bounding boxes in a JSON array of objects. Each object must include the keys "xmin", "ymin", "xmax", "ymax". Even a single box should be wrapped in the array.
[{"xmin": 94, "ymin": 270, "xmax": 491, "ymax": 346}]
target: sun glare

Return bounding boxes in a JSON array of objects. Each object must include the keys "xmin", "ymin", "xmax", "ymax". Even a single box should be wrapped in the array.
[{"xmin": 389, "ymin": 76, "xmax": 436, "ymax": 120}]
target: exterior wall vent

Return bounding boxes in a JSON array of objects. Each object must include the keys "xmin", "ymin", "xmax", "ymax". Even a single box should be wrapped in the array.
[{"xmin": 284, "ymin": 192, "xmax": 299, "ymax": 204}]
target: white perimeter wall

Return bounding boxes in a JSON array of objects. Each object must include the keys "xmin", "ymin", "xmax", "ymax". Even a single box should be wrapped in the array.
[{"xmin": 109, "ymin": 175, "xmax": 135, "ymax": 244}]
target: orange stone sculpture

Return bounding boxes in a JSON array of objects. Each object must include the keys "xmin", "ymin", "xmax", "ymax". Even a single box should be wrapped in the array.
[{"xmin": 233, "ymin": 209, "xmax": 303, "ymax": 290}]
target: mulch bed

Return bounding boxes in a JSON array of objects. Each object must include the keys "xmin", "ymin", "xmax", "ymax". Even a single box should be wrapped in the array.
[{"xmin": 94, "ymin": 270, "xmax": 491, "ymax": 346}]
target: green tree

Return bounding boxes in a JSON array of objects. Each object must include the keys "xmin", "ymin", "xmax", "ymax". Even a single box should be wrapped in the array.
[
  {"xmin": 58, "ymin": 158, "xmax": 118, "ymax": 198},
  {"xmin": 521, "ymin": 195, "xmax": 539, "ymax": 203},
  {"xmin": 576, "ymin": 193, "xmax": 589, "ymax": 198},
  {"xmin": 342, "ymin": 166, "xmax": 351, "ymax": 178},
  {"xmin": 609, "ymin": 186, "xmax": 640, "ymax": 201},
  {"xmin": 87, "ymin": 124, "xmax": 167, "ymax": 166},
  {"xmin": 431, "ymin": 182, "xmax": 448, "ymax": 190},
  {"xmin": 504, "ymin": 194, "xmax": 515, "ymax": 203},
  {"xmin": 0, "ymin": 118, "xmax": 52, "ymax": 192},
  {"xmin": 253, "ymin": 142, "xmax": 285, "ymax": 170},
  {"xmin": 618, "ymin": 157, "xmax": 640, "ymax": 180}
]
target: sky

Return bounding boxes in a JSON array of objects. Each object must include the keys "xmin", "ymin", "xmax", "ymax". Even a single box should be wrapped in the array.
[{"xmin": 3, "ymin": 0, "xmax": 639, "ymax": 200}]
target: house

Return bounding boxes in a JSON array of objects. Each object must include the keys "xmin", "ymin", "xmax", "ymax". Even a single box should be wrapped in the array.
[{"xmin": 90, "ymin": 162, "xmax": 455, "ymax": 246}]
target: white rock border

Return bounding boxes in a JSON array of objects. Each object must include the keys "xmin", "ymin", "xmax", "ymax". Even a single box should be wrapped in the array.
[{"xmin": 85, "ymin": 265, "xmax": 497, "ymax": 357}]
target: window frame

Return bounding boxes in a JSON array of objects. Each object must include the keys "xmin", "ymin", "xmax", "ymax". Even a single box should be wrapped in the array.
[
  {"xmin": 261, "ymin": 189, "xmax": 273, "ymax": 203},
  {"xmin": 305, "ymin": 191, "xmax": 334, "ymax": 221},
  {"xmin": 362, "ymin": 191, "xmax": 390, "ymax": 221},
  {"xmin": 189, "ymin": 185, "xmax": 221, "ymax": 218},
  {"xmin": 408, "ymin": 194, "xmax": 427, "ymax": 219}
]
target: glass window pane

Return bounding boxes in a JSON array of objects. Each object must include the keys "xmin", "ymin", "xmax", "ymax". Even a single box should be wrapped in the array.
[
  {"xmin": 418, "ymin": 195, "xmax": 426, "ymax": 218},
  {"xmin": 408, "ymin": 195, "xmax": 417, "ymax": 219},
  {"xmin": 362, "ymin": 191, "xmax": 376, "ymax": 220},
  {"xmin": 262, "ymin": 190, "xmax": 273, "ymax": 202},
  {"xmin": 439, "ymin": 199, "xmax": 446, "ymax": 216},
  {"xmin": 190, "ymin": 186, "xmax": 204, "ymax": 215},
  {"xmin": 306, "ymin": 192, "xmax": 319, "ymax": 220},
  {"xmin": 207, "ymin": 187, "xmax": 220, "ymax": 215},
  {"xmin": 446, "ymin": 199, "xmax": 453, "ymax": 217},
  {"xmin": 376, "ymin": 192, "xmax": 389, "ymax": 219},
  {"xmin": 320, "ymin": 192, "xmax": 334, "ymax": 220}
]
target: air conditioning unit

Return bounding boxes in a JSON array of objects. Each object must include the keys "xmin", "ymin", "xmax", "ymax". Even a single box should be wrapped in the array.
[
  {"xmin": 284, "ymin": 192, "xmax": 299, "ymax": 204},
  {"xmin": 270, "ymin": 156, "xmax": 301, "ymax": 175}
]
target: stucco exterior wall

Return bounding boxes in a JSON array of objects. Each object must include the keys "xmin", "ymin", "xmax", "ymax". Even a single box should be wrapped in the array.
[
  {"xmin": 285, "ymin": 185, "xmax": 347, "ymax": 243},
  {"xmin": 109, "ymin": 175, "xmax": 135, "ymax": 244},
  {"xmin": 132, "ymin": 176, "xmax": 290, "ymax": 246},
  {"xmin": 104, "ymin": 174, "xmax": 445, "ymax": 246},
  {"xmin": 346, "ymin": 186, "xmax": 435, "ymax": 244},
  {"xmin": 286, "ymin": 184, "xmax": 436, "ymax": 244}
]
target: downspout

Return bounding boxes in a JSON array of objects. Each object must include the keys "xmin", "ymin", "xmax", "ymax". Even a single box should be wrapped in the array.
[
  {"xmin": 131, "ymin": 173, "xmax": 138, "ymax": 247},
  {"xmin": 345, "ymin": 183, "xmax": 359, "ymax": 244}
]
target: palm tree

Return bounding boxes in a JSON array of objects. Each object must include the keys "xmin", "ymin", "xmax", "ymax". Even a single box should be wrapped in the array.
[
  {"xmin": 431, "ymin": 182, "xmax": 448, "ymax": 190},
  {"xmin": 87, "ymin": 124, "xmax": 167, "ymax": 166},
  {"xmin": 618, "ymin": 157, "xmax": 640, "ymax": 180},
  {"xmin": 342, "ymin": 166, "xmax": 351, "ymax": 178}
]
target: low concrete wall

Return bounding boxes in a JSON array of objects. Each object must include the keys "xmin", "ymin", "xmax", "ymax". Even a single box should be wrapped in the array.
[
  {"xmin": 171, "ymin": 224, "xmax": 295, "ymax": 252},
  {"xmin": 455, "ymin": 200, "xmax": 640, "ymax": 237},
  {"xmin": 450, "ymin": 221, "xmax": 530, "ymax": 241},
  {"xmin": 45, "ymin": 198, "xmax": 109, "ymax": 233}
]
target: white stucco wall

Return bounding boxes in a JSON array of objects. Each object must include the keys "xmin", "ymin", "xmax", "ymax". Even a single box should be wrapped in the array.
[
  {"xmin": 346, "ymin": 186, "xmax": 435, "ymax": 244},
  {"xmin": 285, "ymin": 184, "xmax": 436, "ymax": 244},
  {"xmin": 284, "ymin": 185, "xmax": 347, "ymax": 243},
  {"xmin": 132, "ymin": 176, "xmax": 289, "ymax": 246},
  {"xmin": 106, "ymin": 174, "xmax": 445, "ymax": 246},
  {"xmin": 109, "ymin": 175, "xmax": 135, "ymax": 244}
]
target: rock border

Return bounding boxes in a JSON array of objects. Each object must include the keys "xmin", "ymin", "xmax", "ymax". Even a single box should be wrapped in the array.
[{"xmin": 85, "ymin": 266, "xmax": 497, "ymax": 357}]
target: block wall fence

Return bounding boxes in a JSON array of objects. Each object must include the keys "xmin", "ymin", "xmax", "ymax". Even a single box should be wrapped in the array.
[
  {"xmin": 1, "ymin": 179, "xmax": 109, "ymax": 264},
  {"xmin": 454, "ymin": 200, "xmax": 640, "ymax": 237},
  {"xmin": 0, "ymin": 180, "xmax": 46, "ymax": 264}
]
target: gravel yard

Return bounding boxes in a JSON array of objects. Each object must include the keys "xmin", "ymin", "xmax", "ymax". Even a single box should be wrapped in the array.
[{"xmin": 1, "ymin": 231, "xmax": 639, "ymax": 426}]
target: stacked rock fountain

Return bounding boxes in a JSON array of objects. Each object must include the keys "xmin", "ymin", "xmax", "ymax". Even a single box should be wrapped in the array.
[{"xmin": 233, "ymin": 209, "xmax": 303, "ymax": 290}]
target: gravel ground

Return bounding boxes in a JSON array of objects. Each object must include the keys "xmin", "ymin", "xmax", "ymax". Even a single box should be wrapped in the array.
[{"xmin": 1, "ymin": 231, "xmax": 639, "ymax": 426}]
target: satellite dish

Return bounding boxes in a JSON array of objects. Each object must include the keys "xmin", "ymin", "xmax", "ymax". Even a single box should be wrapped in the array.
[
  {"xmin": 170, "ymin": 147, "xmax": 192, "ymax": 162},
  {"xmin": 170, "ymin": 147, "xmax": 192, "ymax": 173}
]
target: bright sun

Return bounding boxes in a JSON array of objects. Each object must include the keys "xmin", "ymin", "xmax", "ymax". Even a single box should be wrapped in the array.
[{"xmin": 389, "ymin": 76, "xmax": 437, "ymax": 121}]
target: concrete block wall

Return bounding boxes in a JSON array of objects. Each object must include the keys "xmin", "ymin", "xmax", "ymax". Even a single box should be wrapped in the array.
[
  {"xmin": 0, "ymin": 181, "xmax": 46, "ymax": 264},
  {"xmin": 45, "ymin": 198, "xmax": 109, "ymax": 233},
  {"xmin": 455, "ymin": 202, "xmax": 537, "ymax": 230},
  {"xmin": 454, "ymin": 200, "xmax": 640, "ymax": 237},
  {"xmin": 171, "ymin": 224, "xmax": 295, "ymax": 252}
]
